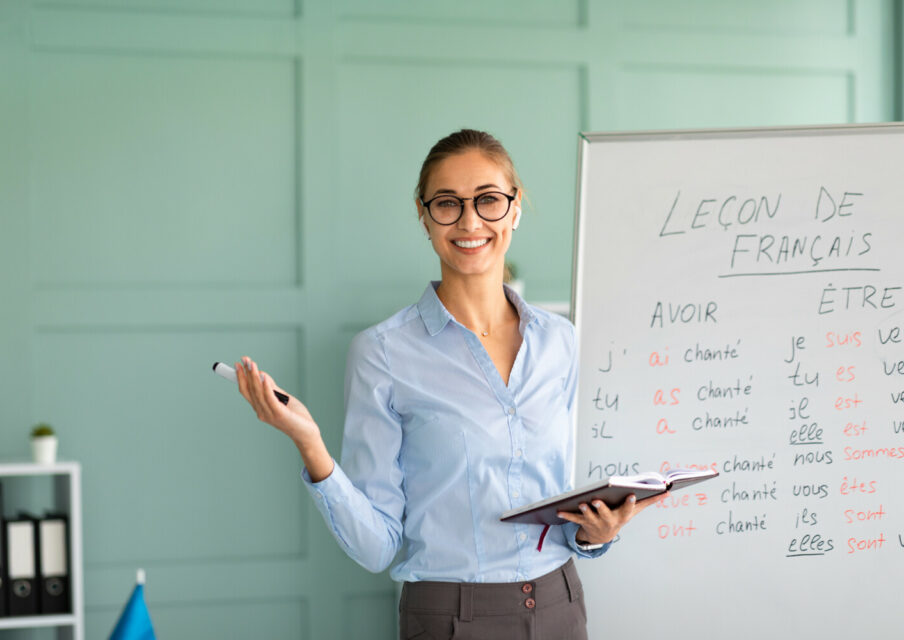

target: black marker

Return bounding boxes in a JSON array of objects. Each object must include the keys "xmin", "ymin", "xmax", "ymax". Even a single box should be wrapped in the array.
[{"xmin": 212, "ymin": 362, "xmax": 289, "ymax": 405}]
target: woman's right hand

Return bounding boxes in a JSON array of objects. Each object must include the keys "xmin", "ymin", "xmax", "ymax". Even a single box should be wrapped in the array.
[{"xmin": 235, "ymin": 356, "xmax": 334, "ymax": 481}]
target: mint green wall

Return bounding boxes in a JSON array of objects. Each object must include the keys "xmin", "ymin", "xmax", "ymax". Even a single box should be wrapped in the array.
[{"xmin": 0, "ymin": 1, "xmax": 897, "ymax": 638}]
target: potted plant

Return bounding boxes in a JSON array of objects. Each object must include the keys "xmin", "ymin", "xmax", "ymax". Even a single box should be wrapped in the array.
[
  {"xmin": 504, "ymin": 261, "xmax": 525, "ymax": 298},
  {"xmin": 31, "ymin": 423, "xmax": 58, "ymax": 464}
]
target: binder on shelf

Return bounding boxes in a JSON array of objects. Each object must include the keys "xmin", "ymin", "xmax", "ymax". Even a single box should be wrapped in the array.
[
  {"xmin": 0, "ymin": 480, "xmax": 6, "ymax": 617},
  {"xmin": 6, "ymin": 515, "xmax": 39, "ymax": 616},
  {"xmin": 37, "ymin": 514, "xmax": 71, "ymax": 614}
]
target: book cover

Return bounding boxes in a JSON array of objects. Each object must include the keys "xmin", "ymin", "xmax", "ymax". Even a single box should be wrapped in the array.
[{"xmin": 500, "ymin": 468, "xmax": 719, "ymax": 526}]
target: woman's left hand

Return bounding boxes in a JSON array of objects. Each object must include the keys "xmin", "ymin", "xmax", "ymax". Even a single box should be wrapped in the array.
[{"xmin": 557, "ymin": 493, "xmax": 665, "ymax": 545}]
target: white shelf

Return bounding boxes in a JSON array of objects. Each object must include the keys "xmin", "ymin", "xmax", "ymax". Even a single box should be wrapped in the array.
[
  {"xmin": 532, "ymin": 300, "xmax": 570, "ymax": 317},
  {"xmin": 0, "ymin": 461, "xmax": 80, "ymax": 477},
  {"xmin": 0, "ymin": 614, "xmax": 77, "ymax": 630},
  {"xmin": 0, "ymin": 461, "xmax": 84, "ymax": 640}
]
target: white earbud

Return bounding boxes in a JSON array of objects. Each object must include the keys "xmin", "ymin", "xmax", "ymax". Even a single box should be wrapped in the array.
[
  {"xmin": 512, "ymin": 206, "xmax": 521, "ymax": 230},
  {"xmin": 420, "ymin": 217, "xmax": 431, "ymax": 239}
]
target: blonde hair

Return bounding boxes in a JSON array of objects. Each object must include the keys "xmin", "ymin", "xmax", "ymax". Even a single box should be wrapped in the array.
[{"xmin": 415, "ymin": 129, "xmax": 524, "ymax": 204}]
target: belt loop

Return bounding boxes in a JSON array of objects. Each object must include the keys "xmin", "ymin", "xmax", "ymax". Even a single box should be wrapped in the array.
[
  {"xmin": 459, "ymin": 583, "xmax": 473, "ymax": 622},
  {"xmin": 561, "ymin": 562, "xmax": 578, "ymax": 603}
]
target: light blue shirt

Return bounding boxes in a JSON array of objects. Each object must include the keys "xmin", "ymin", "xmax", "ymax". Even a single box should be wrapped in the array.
[{"xmin": 303, "ymin": 282, "xmax": 608, "ymax": 582}]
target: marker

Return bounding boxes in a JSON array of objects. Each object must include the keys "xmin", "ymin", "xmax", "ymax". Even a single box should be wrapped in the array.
[{"xmin": 212, "ymin": 362, "xmax": 289, "ymax": 405}]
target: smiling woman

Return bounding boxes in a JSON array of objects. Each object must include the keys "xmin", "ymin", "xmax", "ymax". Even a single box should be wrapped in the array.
[
  {"xmin": 418, "ymin": 149, "xmax": 520, "ymax": 291},
  {"xmin": 234, "ymin": 129, "xmax": 658, "ymax": 640}
]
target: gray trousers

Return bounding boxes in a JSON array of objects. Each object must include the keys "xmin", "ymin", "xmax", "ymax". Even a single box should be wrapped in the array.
[{"xmin": 398, "ymin": 559, "xmax": 588, "ymax": 640}]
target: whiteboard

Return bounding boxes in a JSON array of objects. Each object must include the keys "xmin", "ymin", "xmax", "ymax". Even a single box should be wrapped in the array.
[{"xmin": 571, "ymin": 124, "xmax": 904, "ymax": 640}]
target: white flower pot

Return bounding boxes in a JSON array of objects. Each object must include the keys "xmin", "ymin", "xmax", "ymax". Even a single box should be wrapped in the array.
[
  {"xmin": 508, "ymin": 279, "xmax": 526, "ymax": 298},
  {"xmin": 31, "ymin": 435, "xmax": 58, "ymax": 464}
]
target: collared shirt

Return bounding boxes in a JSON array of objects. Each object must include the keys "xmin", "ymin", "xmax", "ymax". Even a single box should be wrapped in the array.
[{"xmin": 303, "ymin": 282, "xmax": 609, "ymax": 582}]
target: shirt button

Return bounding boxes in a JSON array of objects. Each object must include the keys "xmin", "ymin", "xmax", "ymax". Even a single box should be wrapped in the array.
[
  {"xmin": 524, "ymin": 598, "xmax": 536, "ymax": 609},
  {"xmin": 512, "ymin": 491, "xmax": 520, "ymax": 499},
  {"xmin": 521, "ymin": 583, "xmax": 533, "ymax": 594},
  {"xmin": 518, "ymin": 532, "xmax": 527, "ymax": 542},
  {"xmin": 508, "ymin": 407, "xmax": 516, "ymax": 415},
  {"xmin": 514, "ymin": 449, "xmax": 523, "ymax": 458}
]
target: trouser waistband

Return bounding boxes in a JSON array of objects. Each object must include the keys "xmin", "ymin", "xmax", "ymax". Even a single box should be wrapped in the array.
[{"xmin": 400, "ymin": 558, "xmax": 582, "ymax": 620}]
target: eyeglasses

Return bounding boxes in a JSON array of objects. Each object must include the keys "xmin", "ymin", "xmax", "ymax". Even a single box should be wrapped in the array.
[{"xmin": 420, "ymin": 189, "xmax": 518, "ymax": 225}]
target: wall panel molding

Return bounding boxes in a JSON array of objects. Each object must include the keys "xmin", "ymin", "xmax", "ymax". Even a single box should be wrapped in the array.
[
  {"xmin": 335, "ymin": 22, "xmax": 590, "ymax": 64},
  {"xmin": 36, "ymin": 0, "xmax": 298, "ymax": 18},
  {"xmin": 622, "ymin": 0, "xmax": 853, "ymax": 36},
  {"xmin": 31, "ymin": 5, "xmax": 298, "ymax": 55},
  {"xmin": 336, "ymin": 0, "xmax": 583, "ymax": 28}
]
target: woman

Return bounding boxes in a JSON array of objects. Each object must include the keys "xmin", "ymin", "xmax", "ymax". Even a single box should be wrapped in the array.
[{"xmin": 236, "ymin": 129, "xmax": 657, "ymax": 639}]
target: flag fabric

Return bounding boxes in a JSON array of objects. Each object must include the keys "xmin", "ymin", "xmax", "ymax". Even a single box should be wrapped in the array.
[{"xmin": 109, "ymin": 571, "xmax": 156, "ymax": 640}]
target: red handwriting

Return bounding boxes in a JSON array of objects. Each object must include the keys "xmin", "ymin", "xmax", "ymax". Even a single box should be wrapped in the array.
[
  {"xmin": 834, "ymin": 393, "xmax": 863, "ymax": 410},
  {"xmin": 652, "ymin": 493, "xmax": 709, "ymax": 509},
  {"xmin": 656, "ymin": 418, "xmax": 676, "ymax": 435},
  {"xmin": 844, "ymin": 446, "xmax": 904, "ymax": 461},
  {"xmin": 843, "ymin": 505, "xmax": 885, "ymax": 524},
  {"xmin": 843, "ymin": 421, "xmax": 868, "ymax": 436},
  {"xmin": 835, "ymin": 365, "xmax": 856, "ymax": 382},
  {"xmin": 657, "ymin": 520, "xmax": 697, "ymax": 539},
  {"xmin": 653, "ymin": 388, "xmax": 681, "ymax": 406},
  {"xmin": 659, "ymin": 461, "xmax": 719, "ymax": 473},
  {"xmin": 846, "ymin": 534, "xmax": 886, "ymax": 554},
  {"xmin": 839, "ymin": 477, "xmax": 877, "ymax": 495},
  {"xmin": 649, "ymin": 349, "xmax": 670, "ymax": 367},
  {"xmin": 825, "ymin": 330, "xmax": 862, "ymax": 348},
  {"xmin": 655, "ymin": 494, "xmax": 689, "ymax": 509}
]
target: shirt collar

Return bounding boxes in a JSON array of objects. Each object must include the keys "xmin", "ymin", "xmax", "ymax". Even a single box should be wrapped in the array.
[
  {"xmin": 504, "ymin": 282, "xmax": 539, "ymax": 334},
  {"xmin": 416, "ymin": 281, "xmax": 539, "ymax": 337},
  {"xmin": 417, "ymin": 282, "xmax": 452, "ymax": 336}
]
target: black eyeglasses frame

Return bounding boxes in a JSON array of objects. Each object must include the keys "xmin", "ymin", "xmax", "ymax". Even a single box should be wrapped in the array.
[{"xmin": 419, "ymin": 189, "xmax": 518, "ymax": 226}]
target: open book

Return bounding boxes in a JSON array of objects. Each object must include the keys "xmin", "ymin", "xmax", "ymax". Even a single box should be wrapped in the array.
[{"xmin": 500, "ymin": 468, "xmax": 719, "ymax": 525}]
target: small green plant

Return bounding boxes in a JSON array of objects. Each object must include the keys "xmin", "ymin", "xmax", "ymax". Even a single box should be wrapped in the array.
[{"xmin": 31, "ymin": 423, "xmax": 55, "ymax": 438}]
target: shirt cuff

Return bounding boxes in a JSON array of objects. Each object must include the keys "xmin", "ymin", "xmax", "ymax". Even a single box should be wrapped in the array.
[
  {"xmin": 299, "ymin": 460, "xmax": 358, "ymax": 553},
  {"xmin": 563, "ymin": 521, "xmax": 610, "ymax": 558},
  {"xmin": 576, "ymin": 540, "xmax": 606, "ymax": 551},
  {"xmin": 300, "ymin": 458, "xmax": 354, "ymax": 515}
]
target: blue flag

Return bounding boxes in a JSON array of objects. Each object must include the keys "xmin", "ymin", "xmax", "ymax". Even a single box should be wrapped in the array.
[{"xmin": 109, "ymin": 579, "xmax": 156, "ymax": 640}]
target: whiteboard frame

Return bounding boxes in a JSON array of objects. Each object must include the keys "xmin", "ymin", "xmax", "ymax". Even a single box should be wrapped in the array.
[{"xmin": 568, "ymin": 121, "xmax": 904, "ymax": 638}]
